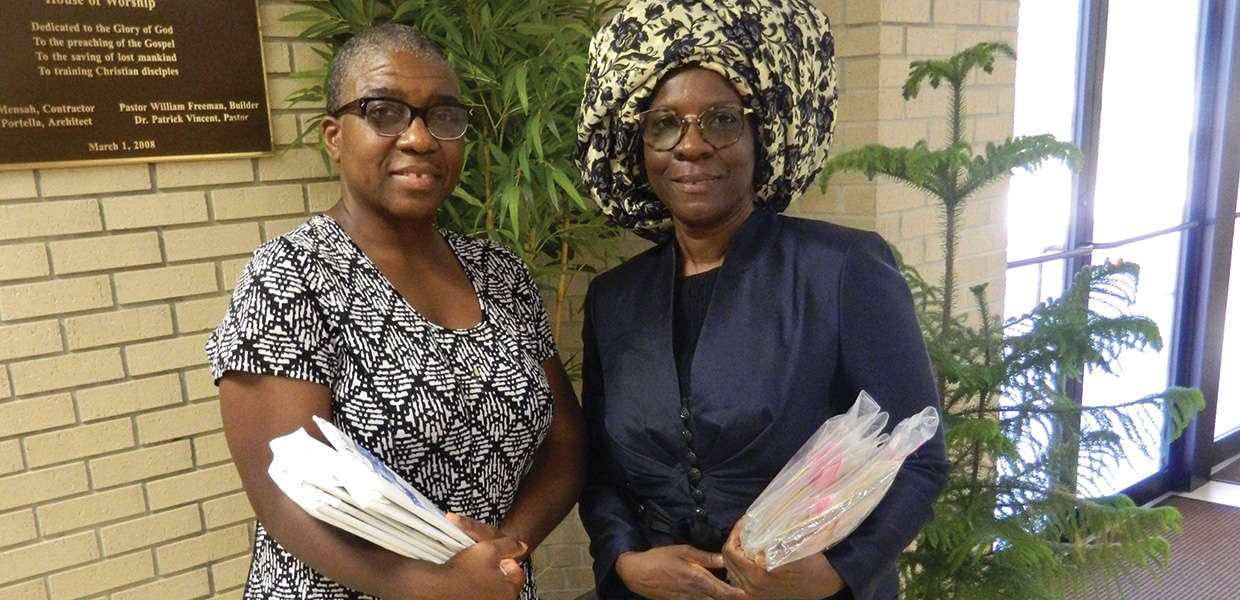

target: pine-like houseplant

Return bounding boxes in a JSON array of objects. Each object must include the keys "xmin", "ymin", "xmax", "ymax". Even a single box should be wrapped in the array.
[
  {"xmin": 820, "ymin": 42, "xmax": 1205, "ymax": 599},
  {"xmin": 283, "ymin": 0, "xmax": 622, "ymax": 342}
]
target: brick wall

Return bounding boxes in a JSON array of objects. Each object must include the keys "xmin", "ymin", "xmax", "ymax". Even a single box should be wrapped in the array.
[
  {"xmin": 0, "ymin": 1, "xmax": 1017, "ymax": 600},
  {"xmin": 794, "ymin": 0, "xmax": 1019, "ymax": 317}
]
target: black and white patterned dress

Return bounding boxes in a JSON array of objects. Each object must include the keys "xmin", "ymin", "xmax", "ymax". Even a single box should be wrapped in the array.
[{"xmin": 206, "ymin": 214, "xmax": 556, "ymax": 600}]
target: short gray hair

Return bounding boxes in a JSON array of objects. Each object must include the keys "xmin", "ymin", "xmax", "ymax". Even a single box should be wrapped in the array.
[{"xmin": 325, "ymin": 23, "xmax": 450, "ymax": 113}]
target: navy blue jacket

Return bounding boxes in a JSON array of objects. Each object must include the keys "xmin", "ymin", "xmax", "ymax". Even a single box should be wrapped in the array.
[{"xmin": 580, "ymin": 209, "xmax": 950, "ymax": 600}]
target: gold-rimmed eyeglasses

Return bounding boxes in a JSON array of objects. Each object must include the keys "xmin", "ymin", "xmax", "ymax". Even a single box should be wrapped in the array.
[{"xmin": 635, "ymin": 105, "xmax": 754, "ymax": 151}]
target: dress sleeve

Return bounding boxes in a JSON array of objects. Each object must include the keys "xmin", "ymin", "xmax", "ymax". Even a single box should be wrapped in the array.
[
  {"xmin": 823, "ymin": 232, "xmax": 951, "ymax": 600},
  {"xmin": 205, "ymin": 239, "xmax": 337, "ymax": 387},
  {"xmin": 578, "ymin": 282, "xmax": 649, "ymax": 598}
]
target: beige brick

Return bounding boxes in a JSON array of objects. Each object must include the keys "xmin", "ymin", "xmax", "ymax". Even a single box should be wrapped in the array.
[
  {"xmin": 77, "ymin": 374, "xmax": 183, "ymax": 422},
  {"xmin": 885, "ymin": 0, "xmax": 933, "ymax": 22},
  {"xmin": 155, "ymin": 523, "xmax": 250, "ymax": 574},
  {"xmin": 211, "ymin": 554, "xmax": 252, "ymax": 590},
  {"xmin": 290, "ymin": 41, "xmax": 330, "ymax": 72},
  {"xmin": 0, "ymin": 199, "xmax": 101, "ymax": 241},
  {"xmin": 0, "ymin": 580, "xmax": 47, "ymax": 600},
  {"xmin": 0, "ymin": 440, "xmax": 23, "ymax": 475},
  {"xmin": 0, "ymin": 275, "xmax": 113, "ymax": 320},
  {"xmin": 974, "ymin": 113, "xmax": 1014, "ymax": 144},
  {"xmin": 41, "ymin": 164, "xmax": 151, "ymax": 197},
  {"xmin": 0, "ymin": 320, "xmax": 63, "ymax": 361},
  {"xmin": 878, "ymin": 118, "xmax": 931, "ymax": 147},
  {"xmin": 263, "ymin": 42, "xmax": 292, "ymax": 74},
  {"xmin": 259, "ymin": 3, "xmax": 307, "ymax": 37},
  {"xmin": 897, "ymin": 205, "xmax": 932, "ymax": 241},
  {"xmin": 844, "ymin": 0, "xmax": 880, "ymax": 23},
  {"xmin": 220, "ymin": 258, "xmax": 252, "ymax": 292},
  {"xmin": 905, "ymin": 88, "xmax": 951, "ymax": 119},
  {"xmin": 137, "ymin": 400, "xmax": 222, "ymax": 445},
  {"xmin": 0, "ymin": 531, "xmax": 98, "ymax": 586},
  {"xmin": 25, "ymin": 418, "xmax": 134, "ymax": 468},
  {"xmin": 264, "ymin": 217, "xmax": 311, "ymax": 241},
  {"xmin": 211, "ymin": 184, "xmax": 304, "ymax": 221},
  {"xmin": 980, "ymin": 0, "xmax": 1018, "ymax": 27},
  {"xmin": 0, "ymin": 393, "xmax": 75, "ymax": 437},
  {"xmin": 9, "ymin": 348, "xmax": 124, "ymax": 396},
  {"xmin": 271, "ymin": 112, "xmax": 302, "ymax": 147},
  {"xmin": 183, "ymin": 367, "xmax": 218, "ymax": 401},
  {"xmin": 193, "ymin": 432, "xmax": 232, "ymax": 467},
  {"xmin": 0, "ymin": 243, "xmax": 50, "ymax": 282},
  {"xmin": 101, "ymin": 505, "xmax": 202, "ymax": 555},
  {"xmin": 811, "ymin": 0, "xmax": 842, "ymax": 18},
  {"xmin": 906, "ymin": 27, "xmax": 956, "ymax": 56},
  {"xmin": 50, "ymin": 232, "xmax": 162, "ymax": 275},
  {"xmin": 203, "ymin": 492, "xmax": 254, "ymax": 529},
  {"xmin": 267, "ymin": 77, "xmax": 310, "ymax": 112},
  {"xmin": 37, "ymin": 485, "xmax": 145, "ymax": 536},
  {"xmin": 257, "ymin": 147, "xmax": 330, "ymax": 181},
  {"xmin": 564, "ymin": 566, "xmax": 595, "ymax": 590},
  {"xmin": 163, "ymin": 224, "xmax": 262, "ymax": 263},
  {"xmin": 211, "ymin": 589, "xmax": 244, "ymax": 600},
  {"xmin": 841, "ymin": 57, "xmax": 880, "ymax": 90},
  {"xmin": 838, "ymin": 91, "xmax": 881, "ymax": 122},
  {"xmin": 0, "ymin": 509, "xmax": 38, "ymax": 549},
  {"xmin": 157, "ymin": 159, "xmax": 255, "ymax": 189},
  {"xmin": 115, "ymin": 264, "xmax": 218, "ymax": 304},
  {"xmin": 175, "ymin": 296, "xmax": 231, "ymax": 334},
  {"xmin": 47, "ymin": 550, "xmax": 154, "ymax": 600},
  {"xmin": 0, "ymin": 171, "xmax": 38, "ymax": 200},
  {"xmin": 146, "ymin": 463, "xmax": 241, "ymax": 511},
  {"xmin": 126, "ymin": 332, "xmax": 214, "ymax": 376},
  {"xmin": 111, "ymin": 569, "xmax": 210, "ymax": 600},
  {"xmin": 933, "ymin": 0, "xmax": 979, "ymax": 24},
  {"xmin": 306, "ymin": 181, "xmax": 338, "ymax": 212},
  {"xmin": 102, "ymin": 192, "xmax": 209, "ymax": 230},
  {"xmin": 89, "ymin": 440, "xmax": 193, "ymax": 490},
  {"xmin": 0, "ymin": 366, "xmax": 10, "ymax": 399},
  {"xmin": 65, "ymin": 306, "xmax": 173, "ymax": 351}
]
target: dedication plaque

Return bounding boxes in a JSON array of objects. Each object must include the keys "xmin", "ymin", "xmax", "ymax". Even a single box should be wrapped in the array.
[{"xmin": 0, "ymin": 0, "xmax": 274, "ymax": 170}]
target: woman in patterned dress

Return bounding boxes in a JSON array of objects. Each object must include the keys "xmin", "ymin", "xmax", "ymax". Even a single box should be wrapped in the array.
[
  {"xmin": 573, "ymin": 1, "xmax": 949, "ymax": 599},
  {"xmin": 207, "ymin": 24, "xmax": 584, "ymax": 600}
]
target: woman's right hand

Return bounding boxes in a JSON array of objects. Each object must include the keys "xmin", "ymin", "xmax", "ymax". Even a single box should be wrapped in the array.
[
  {"xmin": 615, "ymin": 546, "xmax": 748, "ymax": 600},
  {"xmin": 432, "ymin": 514, "xmax": 527, "ymax": 600}
]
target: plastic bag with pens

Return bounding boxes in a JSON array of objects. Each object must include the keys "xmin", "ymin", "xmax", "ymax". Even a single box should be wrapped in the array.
[{"xmin": 740, "ymin": 391, "xmax": 939, "ymax": 570}]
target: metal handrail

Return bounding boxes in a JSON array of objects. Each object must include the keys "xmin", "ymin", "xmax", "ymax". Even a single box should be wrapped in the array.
[{"xmin": 1006, "ymin": 220, "xmax": 1205, "ymax": 269}]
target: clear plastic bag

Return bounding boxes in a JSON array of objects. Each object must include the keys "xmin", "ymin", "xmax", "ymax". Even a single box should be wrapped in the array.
[{"xmin": 740, "ymin": 391, "xmax": 939, "ymax": 570}]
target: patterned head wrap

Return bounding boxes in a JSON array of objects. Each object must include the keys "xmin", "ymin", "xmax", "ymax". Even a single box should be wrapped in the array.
[{"xmin": 575, "ymin": 0, "xmax": 838, "ymax": 237}]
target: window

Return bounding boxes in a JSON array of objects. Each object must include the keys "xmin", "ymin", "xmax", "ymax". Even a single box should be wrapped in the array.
[{"xmin": 1007, "ymin": 0, "xmax": 1207, "ymax": 495}]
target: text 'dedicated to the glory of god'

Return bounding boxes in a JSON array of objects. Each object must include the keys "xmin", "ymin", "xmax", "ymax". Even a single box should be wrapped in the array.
[{"xmin": 1, "ymin": 0, "xmax": 273, "ymax": 169}]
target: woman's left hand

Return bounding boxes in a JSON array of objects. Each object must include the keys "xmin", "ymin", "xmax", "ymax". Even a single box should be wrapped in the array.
[{"xmin": 721, "ymin": 519, "xmax": 845, "ymax": 600}]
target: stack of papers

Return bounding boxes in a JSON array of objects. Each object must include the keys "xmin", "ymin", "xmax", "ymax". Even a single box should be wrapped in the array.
[
  {"xmin": 268, "ymin": 415, "xmax": 474, "ymax": 563},
  {"xmin": 740, "ymin": 392, "xmax": 938, "ymax": 570}
]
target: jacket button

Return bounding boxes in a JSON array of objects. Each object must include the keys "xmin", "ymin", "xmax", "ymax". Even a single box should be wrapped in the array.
[
  {"xmin": 688, "ymin": 468, "xmax": 702, "ymax": 483},
  {"xmin": 680, "ymin": 429, "xmax": 693, "ymax": 443}
]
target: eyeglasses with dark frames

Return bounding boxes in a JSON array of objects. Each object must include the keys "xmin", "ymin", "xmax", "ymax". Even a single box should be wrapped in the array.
[
  {"xmin": 331, "ymin": 97, "xmax": 471, "ymax": 140},
  {"xmin": 635, "ymin": 105, "xmax": 754, "ymax": 152}
]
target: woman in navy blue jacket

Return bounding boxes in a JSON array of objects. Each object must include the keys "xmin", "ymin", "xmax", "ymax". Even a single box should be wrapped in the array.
[{"xmin": 573, "ymin": 2, "xmax": 950, "ymax": 599}]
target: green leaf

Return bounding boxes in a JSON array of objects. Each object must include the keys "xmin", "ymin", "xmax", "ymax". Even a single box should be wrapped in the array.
[{"xmin": 515, "ymin": 63, "xmax": 530, "ymax": 114}]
